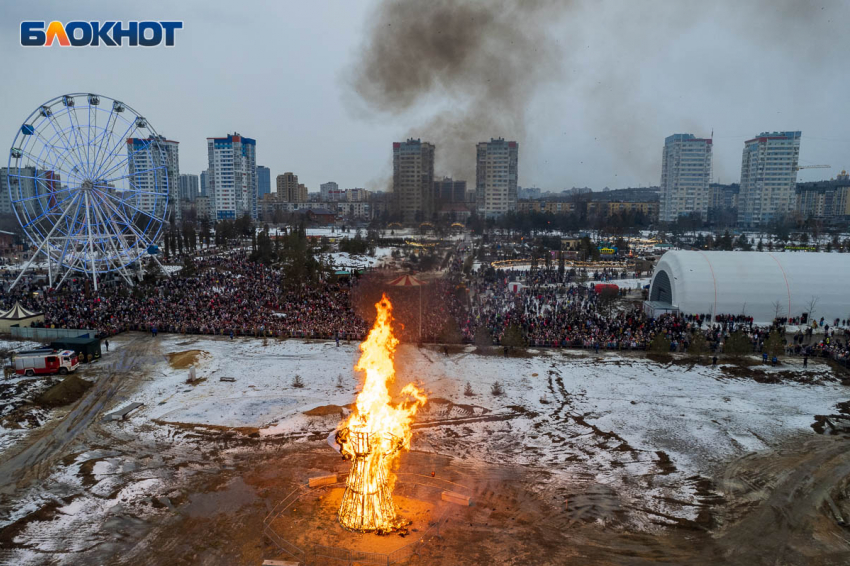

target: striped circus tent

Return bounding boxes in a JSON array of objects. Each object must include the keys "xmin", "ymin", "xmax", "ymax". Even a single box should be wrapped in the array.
[
  {"xmin": 0, "ymin": 301, "xmax": 42, "ymax": 320},
  {"xmin": 387, "ymin": 274, "xmax": 425, "ymax": 287},
  {"xmin": 0, "ymin": 301, "xmax": 44, "ymax": 332}
]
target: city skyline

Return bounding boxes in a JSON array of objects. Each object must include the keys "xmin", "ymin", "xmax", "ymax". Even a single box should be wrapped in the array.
[{"xmin": 2, "ymin": 1, "xmax": 849, "ymax": 194}]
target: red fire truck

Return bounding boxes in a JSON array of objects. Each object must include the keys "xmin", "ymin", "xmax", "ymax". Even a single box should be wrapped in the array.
[{"xmin": 14, "ymin": 350, "xmax": 79, "ymax": 377}]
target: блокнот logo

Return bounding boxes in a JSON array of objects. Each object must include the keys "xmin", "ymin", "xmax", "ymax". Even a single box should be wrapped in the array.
[{"xmin": 20, "ymin": 21, "xmax": 182, "ymax": 47}]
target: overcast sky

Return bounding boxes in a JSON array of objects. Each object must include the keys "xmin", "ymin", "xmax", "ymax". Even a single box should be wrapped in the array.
[{"xmin": 2, "ymin": 0, "xmax": 849, "ymax": 192}]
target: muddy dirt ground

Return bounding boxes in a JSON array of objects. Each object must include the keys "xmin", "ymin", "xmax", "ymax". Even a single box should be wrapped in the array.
[{"xmin": 1, "ymin": 333, "xmax": 850, "ymax": 565}]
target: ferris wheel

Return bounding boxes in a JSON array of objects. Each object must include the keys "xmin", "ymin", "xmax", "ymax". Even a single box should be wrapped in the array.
[{"xmin": 6, "ymin": 93, "xmax": 169, "ymax": 290}]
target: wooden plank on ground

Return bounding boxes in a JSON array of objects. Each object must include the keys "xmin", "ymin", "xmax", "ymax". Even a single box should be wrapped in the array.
[
  {"xmin": 262, "ymin": 560, "xmax": 300, "ymax": 566},
  {"xmin": 103, "ymin": 402, "xmax": 144, "ymax": 422},
  {"xmin": 308, "ymin": 473, "xmax": 337, "ymax": 488},
  {"xmin": 442, "ymin": 491, "xmax": 471, "ymax": 506}
]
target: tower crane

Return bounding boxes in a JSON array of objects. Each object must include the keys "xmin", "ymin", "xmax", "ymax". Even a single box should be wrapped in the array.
[{"xmin": 796, "ymin": 164, "xmax": 830, "ymax": 171}]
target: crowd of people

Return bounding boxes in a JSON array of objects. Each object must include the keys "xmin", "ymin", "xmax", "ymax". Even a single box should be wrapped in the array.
[
  {"xmin": 1, "ymin": 246, "xmax": 847, "ymax": 367},
  {"xmin": 4, "ymin": 253, "xmax": 367, "ymax": 340},
  {"xmin": 457, "ymin": 264, "xmax": 849, "ymax": 366}
]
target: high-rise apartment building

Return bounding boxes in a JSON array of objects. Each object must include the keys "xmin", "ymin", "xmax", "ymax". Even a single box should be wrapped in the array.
[
  {"xmin": 195, "ymin": 195, "xmax": 211, "ymax": 219},
  {"xmin": 659, "ymin": 134, "xmax": 712, "ymax": 222},
  {"xmin": 346, "ymin": 188, "xmax": 369, "ymax": 202},
  {"xmin": 738, "ymin": 131, "xmax": 801, "ymax": 227},
  {"xmin": 178, "ymin": 174, "xmax": 199, "ymax": 202},
  {"xmin": 320, "ymin": 181, "xmax": 339, "ymax": 201},
  {"xmin": 708, "ymin": 183, "xmax": 740, "ymax": 210},
  {"xmin": 127, "ymin": 135, "xmax": 180, "ymax": 221},
  {"xmin": 435, "ymin": 177, "xmax": 467, "ymax": 203},
  {"xmin": 206, "ymin": 133, "xmax": 257, "ymax": 220},
  {"xmin": 476, "ymin": 138, "xmax": 518, "ymax": 218},
  {"xmin": 0, "ymin": 168, "xmax": 14, "ymax": 215},
  {"xmin": 393, "ymin": 139, "xmax": 435, "ymax": 222},
  {"xmin": 296, "ymin": 183, "xmax": 308, "ymax": 203},
  {"xmin": 795, "ymin": 172, "xmax": 850, "ymax": 220},
  {"xmin": 276, "ymin": 172, "xmax": 302, "ymax": 202},
  {"xmin": 518, "ymin": 186, "xmax": 542, "ymax": 199},
  {"xmin": 200, "ymin": 169, "xmax": 209, "ymax": 197},
  {"xmin": 257, "ymin": 166, "xmax": 271, "ymax": 199},
  {"xmin": 0, "ymin": 166, "xmax": 37, "ymax": 215}
]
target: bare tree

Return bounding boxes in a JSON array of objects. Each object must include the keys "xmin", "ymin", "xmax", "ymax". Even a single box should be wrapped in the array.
[
  {"xmin": 772, "ymin": 300, "xmax": 785, "ymax": 321},
  {"xmin": 806, "ymin": 296, "xmax": 819, "ymax": 321}
]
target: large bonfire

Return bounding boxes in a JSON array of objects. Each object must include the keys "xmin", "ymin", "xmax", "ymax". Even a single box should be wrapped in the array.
[{"xmin": 336, "ymin": 294, "xmax": 426, "ymax": 533}]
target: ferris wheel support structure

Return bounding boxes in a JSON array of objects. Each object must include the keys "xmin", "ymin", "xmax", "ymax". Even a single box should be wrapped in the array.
[{"xmin": 6, "ymin": 93, "xmax": 170, "ymax": 291}]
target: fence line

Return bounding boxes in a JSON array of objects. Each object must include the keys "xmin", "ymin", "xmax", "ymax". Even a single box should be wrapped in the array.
[{"xmin": 8, "ymin": 326, "xmax": 94, "ymax": 340}]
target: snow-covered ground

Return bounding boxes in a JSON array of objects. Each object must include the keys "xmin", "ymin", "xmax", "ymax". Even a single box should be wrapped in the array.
[
  {"xmin": 305, "ymin": 227, "xmax": 419, "ymax": 239},
  {"xmin": 104, "ymin": 333, "xmax": 847, "ymax": 524},
  {"xmin": 0, "ymin": 338, "xmax": 44, "ymax": 352},
  {"xmin": 320, "ymin": 247, "xmax": 394, "ymax": 271},
  {"xmin": 118, "ymin": 335, "xmax": 842, "ymax": 454},
  {"xmin": 1, "ymin": 331, "xmax": 847, "ymax": 564}
]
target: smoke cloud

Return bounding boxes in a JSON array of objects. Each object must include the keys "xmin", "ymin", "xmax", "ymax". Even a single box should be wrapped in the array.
[
  {"xmin": 349, "ymin": 0, "xmax": 841, "ymax": 187},
  {"xmin": 350, "ymin": 0, "xmax": 566, "ymax": 182}
]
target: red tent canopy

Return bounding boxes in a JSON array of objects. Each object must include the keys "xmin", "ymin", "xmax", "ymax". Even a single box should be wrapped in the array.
[{"xmin": 387, "ymin": 274, "xmax": 425, "ymax": 287}]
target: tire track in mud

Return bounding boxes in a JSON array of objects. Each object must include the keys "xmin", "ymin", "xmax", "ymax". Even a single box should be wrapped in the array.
[
  {"xmin": 537, "ymin": 363, "xmax": 690, "ymax": 530},
  {"xmin": 710, "ymin": 435, "xmax": 850, "ymax": 564},
  {"xmin": 0, "ymin": 335, "xmax": 159, "ymax": 492},
  {"xmin": 539, "ymin": 364, "xmax": 638, "ymax": 469}
]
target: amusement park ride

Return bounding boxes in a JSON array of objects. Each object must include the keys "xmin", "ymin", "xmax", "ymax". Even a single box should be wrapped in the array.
[{"xmin": 6, "ymin": 93, "xmax": 170, "ymax": 291}]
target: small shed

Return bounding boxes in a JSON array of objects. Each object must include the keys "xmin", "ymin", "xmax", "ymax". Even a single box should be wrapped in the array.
[
  {"xmin": 0, "ymin": 302, "xmax": 44, "ymax": 333},
  {"xmin": 50, "ymin": 337, "xmax": 102, "ymax": 362}
]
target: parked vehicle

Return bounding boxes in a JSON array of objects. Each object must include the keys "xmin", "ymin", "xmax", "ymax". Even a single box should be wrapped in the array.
[{"xmin": 14, "ymin": 349, "xmax": 79, "ymax": 377}]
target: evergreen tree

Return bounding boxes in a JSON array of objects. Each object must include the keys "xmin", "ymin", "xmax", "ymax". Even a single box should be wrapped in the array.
[
  {"xmin": 735, "ymin": 234, "xmax": 751, "ymax": 251},
  {"xmin": 181, "ymin": 255, "xmax": 196, "ymax": 277},
  {"xmin": 650, "ymin": 332, "xmax": 671, "ymax": 353},
  {"xmin": 474, "ymin": 326, "xmax": 493, "ymax": 349},
  {"xmin": 200, "ymin": 218, "xmax": 210, "ymax": 248},
  {"xmin": 251, "ymin": 230, "xmax": 275, "ymax": 265},
  {"xmin": 688, "ymin": 332, "xmax": 710, "ymax": 359},
  {"xmin": 463, "ymin": 254, "xmax": 473, "ymax": 275},
  {"xmin": 763, "ymin": 331, "xmax": 785, "ymax": 359},
  {"xmin": 143, "ymin": 258, "xmax": 160, "ymax": 284},
  {"xmin": 501, "ymin": 323, "xmax": 526, "ymax": 350},
  {"xmin": 724, "ymin": 331, "xmax": 752, "ymax": 358},
  {"xmin": 438, "ymin": 319, "xmax": 463, "ymax": 344}
]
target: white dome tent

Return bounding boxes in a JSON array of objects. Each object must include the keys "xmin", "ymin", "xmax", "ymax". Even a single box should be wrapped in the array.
[{"xmin": 645, "ymin": 251, "xmax": 850, "ymax": 323}]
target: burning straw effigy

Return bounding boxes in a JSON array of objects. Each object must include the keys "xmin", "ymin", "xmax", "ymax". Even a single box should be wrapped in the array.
[{"xmin": 335, "ymin": 294, "xmax": 426, "ymax": 533}]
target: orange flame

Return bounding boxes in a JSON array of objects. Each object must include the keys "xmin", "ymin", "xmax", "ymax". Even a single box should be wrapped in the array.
[{"xmin": 337, "ymin": 293, "xmax": 426, "ymax": 531}]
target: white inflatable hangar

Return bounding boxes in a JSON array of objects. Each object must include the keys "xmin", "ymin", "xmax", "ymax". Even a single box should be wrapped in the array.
[{"xmin": 645, "ymin": 251, "xmax": 850, "ymax": 323}]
